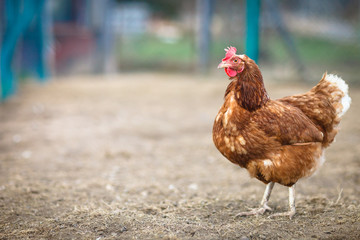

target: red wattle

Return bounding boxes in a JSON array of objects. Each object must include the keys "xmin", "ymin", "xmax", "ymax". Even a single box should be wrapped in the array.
[{"xmin": 225, "ymin": 68, "xmax": 237, "ymax": 77}]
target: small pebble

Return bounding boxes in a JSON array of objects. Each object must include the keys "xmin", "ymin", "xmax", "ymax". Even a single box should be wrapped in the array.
[
  {"xmin": 21, "ymin": 151, "xmax": 32, "ymax": 159},
  {"xmin": 188, "ymin": 183, "xmax": 198, "ymax": 190},
  {"xmin": 12, "ymin": 135, "xmax": 22, "ymax": 143}
]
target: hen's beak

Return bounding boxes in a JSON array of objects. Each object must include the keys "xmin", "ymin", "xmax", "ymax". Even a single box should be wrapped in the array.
[{"xmin": 218, "ymin": 61, "xmax": 230, "ymax": 69}]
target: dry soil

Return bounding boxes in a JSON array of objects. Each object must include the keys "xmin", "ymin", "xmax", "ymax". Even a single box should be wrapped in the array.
[{"xmin": 0, "ymin": 73, "xmax": 359, "ymax": 239}]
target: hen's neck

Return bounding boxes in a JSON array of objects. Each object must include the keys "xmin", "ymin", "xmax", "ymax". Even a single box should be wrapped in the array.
[{"xmin": 225, "ymin": 67, "xmax": 269, "ymax": 111}]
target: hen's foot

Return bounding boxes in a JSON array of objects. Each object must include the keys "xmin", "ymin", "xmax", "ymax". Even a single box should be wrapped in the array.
[
  {"xmin": 236, "ymin": 203, "xmax": 272, "ymax": 217},
  {"xmin": 268, "ymin": 209, "xmax": 296, "ymax": 220},
  {"xmin": 268, "ymin": 185, "xmax": 296, "ymax": 219}
]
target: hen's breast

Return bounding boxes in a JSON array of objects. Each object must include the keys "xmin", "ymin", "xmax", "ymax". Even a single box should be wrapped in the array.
[{"xmin": 212, "ymin": 93, "xmax": 265, "ymax": 167}]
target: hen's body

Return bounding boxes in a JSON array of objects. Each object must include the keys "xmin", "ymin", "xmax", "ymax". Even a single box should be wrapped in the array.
[
  {"xmin": 213, "ymin": 74, "xmax": 350, "ymax": 187},
  {"xmin": 213, "ymin": 49, "xmax": 351, "ymax": 218}
]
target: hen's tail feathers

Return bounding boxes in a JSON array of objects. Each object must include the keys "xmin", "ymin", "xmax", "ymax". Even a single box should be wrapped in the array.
[
  {"xmin": 325, "ymin": 74, "xmax": 351, "ymax": 118},
  {"xmin": 317, "ymin": 73, "xmax": 351, "ymax": 120},
  {"xmin": 313, "ymin": 73, "xmax": 351, "ymax": 147}
]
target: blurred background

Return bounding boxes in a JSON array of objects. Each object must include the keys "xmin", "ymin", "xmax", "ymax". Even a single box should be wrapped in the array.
[
  {"xmin": 1, "ymin": 0, "xmax": 360, "ymax": 99},
  {"xmin": 1, "ymin": 1, "xmax": 360, "ymax": 238}
]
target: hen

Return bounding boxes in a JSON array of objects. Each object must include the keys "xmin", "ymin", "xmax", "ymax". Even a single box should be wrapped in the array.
[{"xmin": 213, "ymin": 46, "xmax": 351, "ymax": 219}]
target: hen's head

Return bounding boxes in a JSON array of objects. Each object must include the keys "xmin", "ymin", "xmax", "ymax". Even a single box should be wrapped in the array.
[{"xmin": 218, "ymin": 46, "xmax": 250, "ymax": 78}]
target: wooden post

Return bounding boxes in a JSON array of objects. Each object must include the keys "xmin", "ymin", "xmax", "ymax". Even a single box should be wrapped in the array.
[{"xmin": 245, "ymin": 0, "xmax": 261, "ymax": 63}]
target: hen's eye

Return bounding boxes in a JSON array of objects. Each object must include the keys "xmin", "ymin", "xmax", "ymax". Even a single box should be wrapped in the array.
[{"xmin": 233, "ymin": 59, "xmax": 238, "ymax": 63}]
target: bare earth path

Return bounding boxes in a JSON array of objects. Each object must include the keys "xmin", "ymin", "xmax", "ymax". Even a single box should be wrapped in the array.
[{"xmin": 0, "ymin": 73, "xmax": 359, "ymax": 239}]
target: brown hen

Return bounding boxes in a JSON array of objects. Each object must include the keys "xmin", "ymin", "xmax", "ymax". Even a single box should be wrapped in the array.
[{"xmin": 213, "ymin": 47, "xmax": 351, "ymax": 219}]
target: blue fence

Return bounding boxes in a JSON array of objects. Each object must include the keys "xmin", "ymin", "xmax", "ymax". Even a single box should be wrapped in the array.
[{"xmin": 1, "ymin": 0, "xmax": 49, "ymax": 100}]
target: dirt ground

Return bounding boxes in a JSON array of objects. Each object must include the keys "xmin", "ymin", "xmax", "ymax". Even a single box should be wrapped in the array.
[{"xmin": 0, "ymin": 72, "xmax": 359, "ymax": 239}]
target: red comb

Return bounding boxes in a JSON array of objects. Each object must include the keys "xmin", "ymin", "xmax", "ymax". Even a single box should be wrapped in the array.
[{"xmin": 222, "ymin": 46, "xmax": 237, "ymax": 61}]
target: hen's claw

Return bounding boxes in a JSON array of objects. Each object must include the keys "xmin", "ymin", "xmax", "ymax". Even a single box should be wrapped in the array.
[
  {"xmin": 236, "ymin": 203, "xmax": 272, "ymax": 217},
  {"xmin": 268, "ymin": 209, "xmax": 296, "ymax": 219},
  {"xmin": 236, "ymin": 182, "xmax": 274, "ymax": 218}
]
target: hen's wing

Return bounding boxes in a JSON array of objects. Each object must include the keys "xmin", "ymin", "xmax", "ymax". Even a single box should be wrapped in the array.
[
  {"xmin": 278, "ymin": 74, "xmax": 350, "ymax": 146},
  {"xmin": 252, "ymin": 100, "xmax": 324, "ymax": 145}
]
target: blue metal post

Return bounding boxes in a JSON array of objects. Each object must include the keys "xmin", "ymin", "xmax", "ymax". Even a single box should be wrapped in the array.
[
  {"xmin": 1, "ymin": 0, "xmax": 47, "ymax": 100},
  {"xmin": 245, "ymin": 0, "xmax": 261, "ymax": 63},
  {"xmin": 197, "ymin": 0, "xmax": 214, "ymax": 72},
  {"xmin": 92, "ymin": 0, "xmax": 115, "ymax": 73},
  {"xmin": 33, "ymin": 0, "xmax": 49, "ymax": 82},
  {"xmin": 1, "ymin": 0, "xmax": 21, "ymax": 99}
]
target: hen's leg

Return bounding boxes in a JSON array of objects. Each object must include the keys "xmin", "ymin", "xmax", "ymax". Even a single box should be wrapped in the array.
[
  {"xmin": 236, "ymin": 182, "xmax": 274, "ymax": 217},
  {"xmin": 268, "ymin": 184, "xmax": 296, "ymax": 219}
]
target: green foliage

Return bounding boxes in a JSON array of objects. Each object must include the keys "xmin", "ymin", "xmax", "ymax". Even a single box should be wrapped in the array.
[
  {"xmin": 115, "ymin": 0, "xmax": 179, "ymax": 19},
  {"xmin": 116, "ymin": 33, "xmax": 360, "ymax": 71},
  {"xmin": 264, "ymin": 34, "xmax": 360, "ymax": 67},
  {"xmin": 297, "ymin": 37, "xmax": 360, "ymax": 65},
  {"xmin": 116, "ymin": 35, "xmax": 195, "ymax": 70}
]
